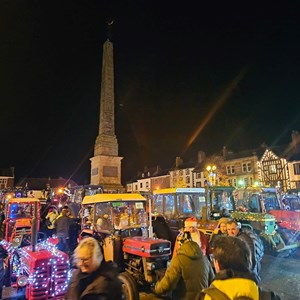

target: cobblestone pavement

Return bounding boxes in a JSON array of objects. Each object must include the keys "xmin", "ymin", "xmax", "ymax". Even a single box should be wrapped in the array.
[{"xmin": 3, "ymin": 251, "xmax": 300, "ymax": 299}]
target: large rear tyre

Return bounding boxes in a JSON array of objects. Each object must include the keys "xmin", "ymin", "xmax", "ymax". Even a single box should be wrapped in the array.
[{"xmin": 118, "ymin": 272, "xmax": 139, "ymax": 300}]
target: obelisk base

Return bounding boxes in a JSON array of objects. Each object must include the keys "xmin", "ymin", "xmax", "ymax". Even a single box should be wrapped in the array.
[{"xmin": 90, "ymin": 154, "xmax": 124, "ymax": 192}]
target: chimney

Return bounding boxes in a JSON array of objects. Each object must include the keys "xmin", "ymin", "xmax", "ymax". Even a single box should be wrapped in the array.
[
  {"xmin": 175, "ymin": 157, "xmax": 183, "ymax": 168},
  {"xmin": 291, "ymin": 130, "xmax": 300, "ymax": 152},
  {"xmin": 198, "ymin": 151, "xmax": 206, "ymax": 163},
  {"xmin": 222, "ymin": 146, "xmax": 228, "ymax": 159}
]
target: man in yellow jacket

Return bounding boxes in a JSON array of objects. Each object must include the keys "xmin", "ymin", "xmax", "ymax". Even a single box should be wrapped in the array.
[{"xmin": 201, "ymin": 236, "xmax": 281, "ymax": 300}]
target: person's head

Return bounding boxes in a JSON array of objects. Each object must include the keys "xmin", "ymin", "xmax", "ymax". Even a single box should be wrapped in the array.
[
  {"xmin": 184, "ymin": 217, "xmax": 198, "ymax": 233},
  {"xmin": 226, "ymin": 220, "xmax": 240, "ymax": 236},
  {"xmin": 212, "ymin": 236, "xmax": 251, "ymax": 273},
  {"xmin": 218, "ymin": 217, "xmax": 229, "ymax": 234},
  {"xmin": 74, "ymin": 237, "xmax": 103, "ymax": 273}
]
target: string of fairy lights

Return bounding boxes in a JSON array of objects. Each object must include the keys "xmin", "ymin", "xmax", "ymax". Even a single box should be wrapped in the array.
[{"xmin": 0, "ymin": 238, "xmax": 71, "ymax": 298}]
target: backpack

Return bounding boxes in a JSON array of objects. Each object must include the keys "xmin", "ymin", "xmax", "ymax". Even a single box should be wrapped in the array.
[{"xmin": 199, "ymin": 284, "xmax": 281, "ymax": 300}]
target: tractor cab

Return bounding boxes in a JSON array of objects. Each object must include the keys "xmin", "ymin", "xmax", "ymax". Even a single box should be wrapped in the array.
[
  {"xmin": 3, "ymin": 198, "xmax": 40, "ymax": 245},
  {"xmin": 233, "ymin": 187, "xmax": 281, "ymax": 213},
  {"xmin": 152, "ymin": 187, "xmax": 235, "ymax": 242},
  {"xmin": 280, "ymin": 190, "xmax": 300, "ymax": 211},
  {"xmin": 79, "ymin": 193, "xmax": 171, "ymax": 299},
  {"xmin": 79, "ymin": 193, "xmax": 149, "ymax": 263}
]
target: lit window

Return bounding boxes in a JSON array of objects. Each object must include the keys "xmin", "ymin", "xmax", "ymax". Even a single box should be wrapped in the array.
[{"xmin": 269, "ymin": 165, "xmax": 276, "ymax": 174}]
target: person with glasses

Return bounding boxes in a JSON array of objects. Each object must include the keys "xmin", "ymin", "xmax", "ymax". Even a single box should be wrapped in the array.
[{"xmin": 66, "ymin": 237, "xmax": 123, "ymax": 300}]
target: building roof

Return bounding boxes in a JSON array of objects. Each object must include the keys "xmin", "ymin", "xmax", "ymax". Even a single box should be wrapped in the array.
[
  {"xmin": 15, "ymin": 177, "xmax": 78, "ymax": 190},
  {"xmin": 0, "ymin": 167, "xmax": 15, "ymax": 177}
]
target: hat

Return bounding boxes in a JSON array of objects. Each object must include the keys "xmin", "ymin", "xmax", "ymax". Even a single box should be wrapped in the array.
[{"xmin": 184, "ymin": 217, "xmax": 197, "ymax": 228}]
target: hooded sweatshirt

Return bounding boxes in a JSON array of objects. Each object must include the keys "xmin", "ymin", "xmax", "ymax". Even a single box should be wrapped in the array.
[{"xmin": 155, "ymin": 240, "xmax": 214, "ymax": 300}]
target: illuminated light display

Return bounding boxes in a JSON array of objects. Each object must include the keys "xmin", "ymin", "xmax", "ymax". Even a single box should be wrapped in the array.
[{"xmin": 1, "ymin": 239, "xmax": 70, "ymax": 300}]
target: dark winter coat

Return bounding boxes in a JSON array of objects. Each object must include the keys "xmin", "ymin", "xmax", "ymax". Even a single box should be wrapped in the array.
[
  {"xmin": 66, "ymin": 261, "xmax": 123, "ymax": 300},
  {"xmin": 155, "ymin": 240, "xmax": 215, "ymax": 300},
  {"xmin": 54, "ymin": 215, "xmax": 73, "ymax": 238}
]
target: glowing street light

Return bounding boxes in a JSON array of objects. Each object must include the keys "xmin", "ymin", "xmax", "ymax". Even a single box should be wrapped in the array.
[{"xmin": 206, "ymin": 165, "xmax": 217, "ymax": 186}]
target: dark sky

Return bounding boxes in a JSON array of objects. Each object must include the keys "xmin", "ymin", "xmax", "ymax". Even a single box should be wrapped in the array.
[{"xmin": 1, "ymin": 1, "xmax": 299, "ymax": 185}]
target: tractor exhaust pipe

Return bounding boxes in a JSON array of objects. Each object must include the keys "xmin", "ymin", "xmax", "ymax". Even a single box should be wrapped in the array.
[{"xmin": 31, "ymin": 201, "xmax": 38, "ymax": 252}]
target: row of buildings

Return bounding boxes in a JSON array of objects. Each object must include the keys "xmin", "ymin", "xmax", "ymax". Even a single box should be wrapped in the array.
[
  {"xmin": 126, "ymin": 130, "xmax": 300, "ymax": 194},
  {"xmin": 2, "ymin": 131, "xmax": 300, "ymax": 196}
]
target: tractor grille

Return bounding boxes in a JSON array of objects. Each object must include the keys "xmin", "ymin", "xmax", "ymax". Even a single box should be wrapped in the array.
[{"xmin": 27, "ymin": 258, "xmax": 69, "ymax": 300}]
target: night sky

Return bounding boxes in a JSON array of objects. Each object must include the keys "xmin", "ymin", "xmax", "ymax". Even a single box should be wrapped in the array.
[{"xmin": 1, "ymin": 1, "xmax": 299, "ymax": 185}]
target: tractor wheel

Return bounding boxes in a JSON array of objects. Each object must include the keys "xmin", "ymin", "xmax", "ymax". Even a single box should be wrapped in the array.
[
  {"xmin": 275, "ymin": 228, "xmax": 298, "ymax": 257},
  {"xmin": 118, "ymin": 272, "xmax": 139, "ymax": 300}
]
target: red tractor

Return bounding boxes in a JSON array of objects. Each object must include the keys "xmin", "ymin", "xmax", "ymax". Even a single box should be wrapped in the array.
[
  {"xmin": 79, "ymin": 193, "xmax": 171, "ymax": 300},
  {"xmin": 1, "ymin": 197, "xmax": 70, "ymax": 299},
  {"xmin": 269, "ymin": 190, "xmax": 300, "ymax": 249}
]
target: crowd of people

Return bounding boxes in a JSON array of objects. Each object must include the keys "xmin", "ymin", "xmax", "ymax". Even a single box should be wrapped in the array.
[
  {"xmin": 62, "ymin": 214, "xmax": 280, "ymax": 299},
  {"xmin": 43, "ymin": 205, "xmax": 80, "ymax": 254},
  {"xmin": 0, "ymin": 201, "xmax": 282, "ymax": 299},
  {"xmin": 153, "ymin": 216, "xmax": 280, "ymax": 300}
]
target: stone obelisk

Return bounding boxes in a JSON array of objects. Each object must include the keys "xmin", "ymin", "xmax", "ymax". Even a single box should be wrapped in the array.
[{"xmin": 90, "ymin": 27, "xmax": 123, "ymax": 191}]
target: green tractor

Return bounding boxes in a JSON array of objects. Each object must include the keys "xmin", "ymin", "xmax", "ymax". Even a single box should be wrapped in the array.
[{"xmin": 232, "ymin": 187, "xmax": 300, "ymax": 256}]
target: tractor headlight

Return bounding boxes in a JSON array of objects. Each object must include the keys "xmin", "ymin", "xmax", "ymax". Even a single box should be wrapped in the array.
[
  {"xmin": 264, "ymin": 225, "xmax": 268, "ymax": 231},
  {"xmin": 14, "ymin": 237, "xmax": 20, "ymax": 244},
  {"xmin": 17, "ymin": 275, "xmax": 28, "ymax": 287},
  {"xmin": 146, "ymin": 262, "xmax": 156, "ymax": 270},
  {"xmin": 213, "ymin": 212, "xmax": 220, "ymax": 218}
]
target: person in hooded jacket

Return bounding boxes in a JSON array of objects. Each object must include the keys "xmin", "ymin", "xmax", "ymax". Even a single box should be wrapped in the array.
[
  {"xmin": 155, "ymin": 231, "xmax": 214, "ymax": 300},
  {"xmin": 66, "ymin": 237, "xmax": 123, "ymax": 300}
]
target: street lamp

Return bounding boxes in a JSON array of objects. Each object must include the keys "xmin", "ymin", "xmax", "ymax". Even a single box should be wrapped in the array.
[{"xmin": 206, "ymin": 165, "xmax": 217, "ymax": 186}]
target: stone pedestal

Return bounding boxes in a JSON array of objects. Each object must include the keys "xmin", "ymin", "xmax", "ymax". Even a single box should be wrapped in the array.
[{"xmin": 90, "ymin": 154, "xmax": 123, "ymax": 191}]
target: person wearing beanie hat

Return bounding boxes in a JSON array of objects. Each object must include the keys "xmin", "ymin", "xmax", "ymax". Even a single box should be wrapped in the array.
[{"xmin": 172, "ymin": 217, "xmax": 211, "ymax": 259}]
